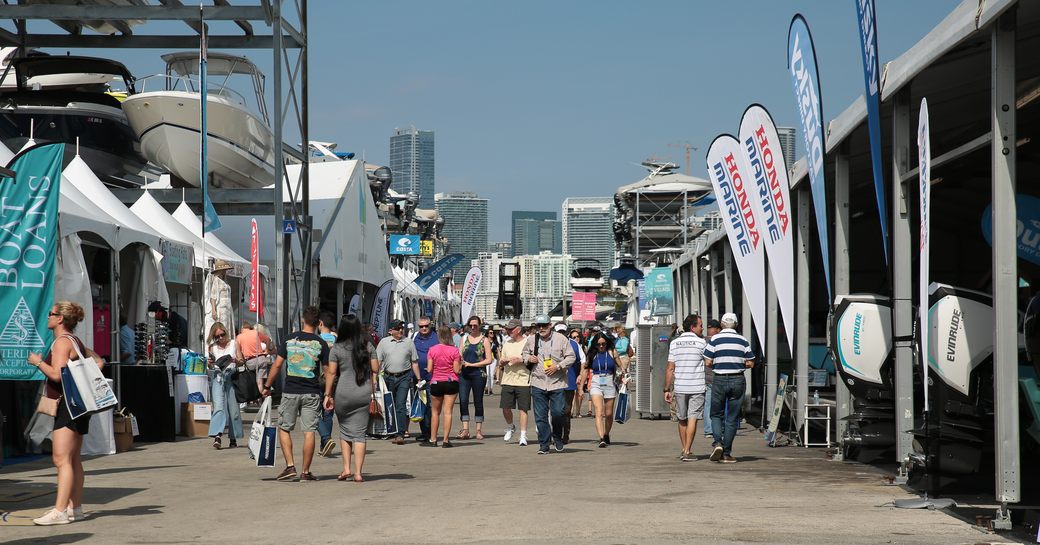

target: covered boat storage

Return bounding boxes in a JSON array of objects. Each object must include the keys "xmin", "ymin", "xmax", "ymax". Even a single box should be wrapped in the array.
[{"xmin": 671, "ymin": 0, "xmax": 1040, "ymax": 522}]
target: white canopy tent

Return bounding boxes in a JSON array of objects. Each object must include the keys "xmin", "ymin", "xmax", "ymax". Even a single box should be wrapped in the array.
[{"xmin": 130, "ymin": 191, "xmax": 247, "ymax": 271}]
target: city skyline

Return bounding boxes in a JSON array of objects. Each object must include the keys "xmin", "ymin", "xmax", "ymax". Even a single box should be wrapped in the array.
[{"xmin": 389, "ymin": 126, "xmax": 435, "ymax": 210}]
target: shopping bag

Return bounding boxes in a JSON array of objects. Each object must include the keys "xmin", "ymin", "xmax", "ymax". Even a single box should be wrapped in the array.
[
  {"xmin": 233, "ymin": 366, "xmax": 261, "ymax": 403},
  {"xmin": 62, "ymin": 338, "xmax": 117, "ymax": 420},
  {"xmin": 614, "ymin": 384, "xmax": 630, "ymax": 424},
  {"xmin": 248, "ymin": 397, "xmax": 277, "ymax": 467},
  {"xmin": 409, "ymin": 388, "xmax": 426, "ymax": 422},
  {"xmin": 181, "ymin": 350, "xmax": 206, "ymax": 375},
  {"xmin": 379, "ymin": 375, "xmax": 399, "ymax": 435}
]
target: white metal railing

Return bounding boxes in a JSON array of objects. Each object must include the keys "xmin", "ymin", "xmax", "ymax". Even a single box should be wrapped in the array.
[{"xmin": 134, "ymin": 73, "xmax": 248, "ymax": 109}]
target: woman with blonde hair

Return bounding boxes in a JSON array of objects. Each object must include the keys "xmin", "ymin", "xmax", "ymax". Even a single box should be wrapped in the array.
[
  {"xmin": 27, "ymin": 301, "xmax": 102, "ymax": 525},
  {"xmin": 207, "ymin": 321, "xmax": 242, "ymax": 449}
]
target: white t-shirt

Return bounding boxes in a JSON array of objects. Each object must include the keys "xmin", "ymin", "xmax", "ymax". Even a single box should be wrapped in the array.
[
  {"xmin": 667, "ymin": 332, "xmax": 706, "ymax": 394},
  {"xmin": 210, "ymin": 339, "xmax": 237, "ymax": 361}
]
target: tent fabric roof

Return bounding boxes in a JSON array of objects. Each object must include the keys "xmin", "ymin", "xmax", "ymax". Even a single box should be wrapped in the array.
[
  {"xmin": 63, "ymin": 154, "xmax": 165, "ymax": 250},
  {"xmin": 171, "ymin": 202, "xmax": 249, "ymax": 264},
  {"xmin": 130, "ymin": 191, "xmax": 243, "ymax": 271}
]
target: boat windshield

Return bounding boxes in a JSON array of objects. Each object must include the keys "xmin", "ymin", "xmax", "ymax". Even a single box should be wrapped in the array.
[{"xmin": 136, "ymin": 73, "xmax": 257, "ymax": 112}]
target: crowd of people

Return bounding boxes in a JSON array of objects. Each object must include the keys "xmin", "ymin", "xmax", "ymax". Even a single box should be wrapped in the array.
[{"xmin": 27, "ymin": 299, "xmax": 755, "ymax": 524}]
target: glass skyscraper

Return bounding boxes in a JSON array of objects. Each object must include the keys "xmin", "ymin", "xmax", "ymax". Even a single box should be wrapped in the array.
[
  {"xmin": 389, "ymin": 126, "xmax": 435, "ymax": 209},
  {"xmin": 436, "ymin": 192, "xmax": 489, "ymax": 279},
  {"xmin": 512, "ymin": 211, "xmax": 561, "ymax": 257},
  {"xmin": 562, "ymin": 197, "xmax": 615, "ymax": 278},
  {"xmin": 776, "ymin": 126, "xmax": 797, "ymax": 171}
]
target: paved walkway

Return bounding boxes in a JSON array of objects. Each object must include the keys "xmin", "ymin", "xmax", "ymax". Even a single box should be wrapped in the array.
[{"xmin": 0, "ymin": 397, "xmax": 1020, "ymax": 545}]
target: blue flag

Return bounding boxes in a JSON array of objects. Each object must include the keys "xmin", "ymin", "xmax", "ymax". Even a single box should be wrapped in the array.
[
  {"xmin": 0, "ymin": 143, "xmax": 64, "ymax": 380},
  {"xmin": 788, "ymin": 14, "xmax": 833, "ymax": 303},
  {"xmin": 855, "ymin": 0, "xmax": 890, "ymax": 265},
  {"xmin": 414, "ymin": 253, "xmax": 464, "ymax": 291}
]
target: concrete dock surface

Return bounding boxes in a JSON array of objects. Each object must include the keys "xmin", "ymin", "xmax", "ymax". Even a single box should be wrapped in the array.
[{"xmin": 0, "ymin": 399, "xmax": 1029, "ymax": 545}]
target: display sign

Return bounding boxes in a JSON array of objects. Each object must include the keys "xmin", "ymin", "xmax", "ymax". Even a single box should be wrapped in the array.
[
  {"xmin": 460, "ymin": 267, "xmax": 481, "ymax": 320},
  {"xmin": 420, "ymin": 240, "xmax": 434, "ymax": 257},
  {"xmin": 765, "ymin": 373, "xmax": 789, "ymax": 445},
  {"xmin": 981, "ymin": 194, "xmax": 1040, "ymax": 266},
  {"xmin": 643, "ymin": 267, "xmax": 674, "ymax": 317},
  {"xmin": 389, "ymin": 235, "xmax": 421, "ymax": 255},
  {"xmin": 371, "ymin": 280, "xmax": 393, "ymax": 338},
  {"xmin": 248, "ymin": 218, "xmax": 262, "ymax": 316},
  {"xmin": 572, "ymin": 292, "xmax": 596, "ymax": 321},
  {"xmin": 917, "ymin": 97, "xmax": 931, "ymax": 410},
  {"xmin": 160, "ymin": 239, "xmax": 193, "ymax": 285},
  {"xmin": 855, "ymin": 0, "xmax": 890, "ymax": 264},
  {"xmin": 0, "ymin": 143, "xmax": 64, "ymax": 380},
  {"xmin": 414, "ymin": 253, "xmax": 464, "ymax": 291}
]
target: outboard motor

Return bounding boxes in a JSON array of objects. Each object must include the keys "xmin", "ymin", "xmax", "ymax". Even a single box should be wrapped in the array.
[
  {"xmin": 911, "ymin": 283, "xmax": 994, "ymax": 478},
  {"xmin": 829, "ymin": 294, "xmax": 896, "ymax": 449}
]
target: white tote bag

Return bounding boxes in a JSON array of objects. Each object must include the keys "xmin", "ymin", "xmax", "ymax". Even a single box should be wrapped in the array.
[
  {"xmin": 65, "ymin": 335, "xmax": 117, "ymax": 413},
  {"xmin": 248, "ymin": 397, "xmax": 277, "ymax": 467}
]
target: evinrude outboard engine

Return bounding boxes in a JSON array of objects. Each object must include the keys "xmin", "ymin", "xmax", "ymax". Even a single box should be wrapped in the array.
[
  {"xmin": 829, "ymin": 294, "xmax": 896, "ymax": 449},
  {"xmin": 911, "ymin": 283, "xmax": 994, "ymax": 477}
]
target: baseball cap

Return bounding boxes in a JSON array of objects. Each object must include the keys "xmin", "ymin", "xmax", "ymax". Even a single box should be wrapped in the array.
[
  {"xmin": 721, "ymin": 312, "xmax": 738, "ymax": 325},
  {"xmin": 505, "ymin": 318, "xmax": 523, "ymax": 329},
  {"xmin": 707, "ymin": 319, "xmax": 721, "ymax": 329},
  {"xmin": 389, "ymin": 319, "xmax": 406, "ymax": 330},
  {"xmin": 553, "ymin": 323, "xmax": 567, "ymax": 332},
  {"xmin": 534, "ymin": 314, "xmax": 551, "ymax": 325}
]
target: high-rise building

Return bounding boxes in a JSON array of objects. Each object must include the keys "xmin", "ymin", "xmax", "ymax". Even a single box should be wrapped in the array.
[
  {"xmin": 562, "ymin": 197, "xmax": 615, "ymax": 278},
  {"xmin": 776, "ymin": 126, "xmax": 797, "ymax": 170},
  {"xmin": 389, "ymin": 126, "xmax": 435, "ymax": 209},
  {"xmin": 516, "ymin": 251, "xmax": 573, "ymax": 320},
  {"xmin": 436, "ymin": 192, "xmax": 488, "ymax": 279},
  {"xmin": 511, "ymin": 211, "xmax": 560, "ymax": 257},
  {"xmin": 488, "ymin": 241, "xmax": 512, "ymax": 255}
]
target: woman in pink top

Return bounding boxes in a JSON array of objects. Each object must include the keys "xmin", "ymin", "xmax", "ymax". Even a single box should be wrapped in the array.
[{"xmin": 426, "ymin": 325, "xmax": 462, "ymax": 448}]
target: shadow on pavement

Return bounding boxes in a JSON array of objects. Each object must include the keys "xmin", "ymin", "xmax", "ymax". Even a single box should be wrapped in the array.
[
  {"xmin": 3, "ymin": 532, "xmax": 93, "ymax": 544},
  {"xmin": 89, "ymin": 504, "xmax": 164, "ymax": 519},
  {"xmin": 363, "ymin": 473, "xmax": 414, "ymax": 482},
  {"xmin": 84, "ymin": 465, "xmax": 185, "ymax": 477}
]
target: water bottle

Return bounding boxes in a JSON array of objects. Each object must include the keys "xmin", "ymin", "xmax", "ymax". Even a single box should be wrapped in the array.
[{"xmin": 813, "ymin": 390, "xmax": 820, "ymax": 405}]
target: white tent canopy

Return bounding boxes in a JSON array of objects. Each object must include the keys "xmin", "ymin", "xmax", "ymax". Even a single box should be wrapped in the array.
[
  {"xmin": 169, "ymin": 201, "xmax": 252, "ymax": 272},
  {"xmin": 130, "ymin": 191, "xmax": 245, "ymax": 271}
]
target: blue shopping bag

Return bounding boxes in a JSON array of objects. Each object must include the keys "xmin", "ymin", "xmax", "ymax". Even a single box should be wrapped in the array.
[
  {"xmin": 248, "ymin": 397, "xmax": 277, "ymax": 468},
  {"xmin": 181, "ymin": 351, "xmax": 206, "ymax": 375},
  {"xmin": 379, "ymin": 375, "xmax": 399, "ymax": 435},
  {"xmin": 409, "ymin": 388, "xmax": 426, "ymax": 422},
  {"xmin": 614, "ymin": 384, "xmax": 630, "ymax": 424},
  {"xmin": 60, "ymin": 366, "xmax": 89, "ymax": 420}
]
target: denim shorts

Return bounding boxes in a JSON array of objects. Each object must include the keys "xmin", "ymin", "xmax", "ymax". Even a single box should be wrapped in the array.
[
  {"xmin": 277, "ymin": 393, "xmax": 320, "ymax": 433},
  {"xmin": 589, "ymin": 374, "xmax": 617, "ymax": 399}
]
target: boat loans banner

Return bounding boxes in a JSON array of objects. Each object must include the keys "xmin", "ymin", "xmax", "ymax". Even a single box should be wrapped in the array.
[
  {"xmin": 706, "ymin": 135, "xmax": 767, "ymax": 352},
  {"xmin": 414, "ymin": 253, "xmax": 464, "ymax": 291},
  {"xmin": 788, "ymin": 14, "xmax": 833, "ymax": 303},
  {"xmin": 371, "ymin": 280, "xmax": 393, "ymax": 338},
  {"xmin": 0, "ymin": 143, "xmax": 65, "ymax": 380},
  {"xmin": 917, "ymin": 97, "xmax": 931, "ymax": 410},
  {"xmin": 855, "ymin": 0, "xmax": 890, "ymax": 265},
  {"xmin": 460, "ymin": 267, "xmax": 481, "ymax": 321},
  {"xmin": 738, "ymin": 104, "xmax": 795, "ymax": 353}
]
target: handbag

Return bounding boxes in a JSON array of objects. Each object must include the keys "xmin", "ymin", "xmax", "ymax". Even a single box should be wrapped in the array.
[
  {"xmin": 368, "ymin": 398, "xmax": 381, "ymax": 416},
  {"xmin": 248, "ymin": 397, "xmax": 277, "ymax": 468},
  {"xmin": 36, "ymin": 395, "xmax": 59, "ymax": 417},
  {"xmin": 233, "ymin": 366, "xmax": 261, "ymax": 403},
  {"xmin": 181, "ymin": 350, "xmax": 206, "ymax": 375},
  {"xmin": 409, "ymin": 387, "xmax": 426, "ymax": 422}
]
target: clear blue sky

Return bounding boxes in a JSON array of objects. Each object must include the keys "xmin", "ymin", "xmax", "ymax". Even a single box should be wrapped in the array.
[{"xmin": 31, "ymin": 0, "xmax": 959, "ymax": 240}]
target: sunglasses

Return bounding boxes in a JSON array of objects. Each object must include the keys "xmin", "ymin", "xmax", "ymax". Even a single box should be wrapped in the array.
[
  {"xmin": 48, "ymin": 312, "xmax": 61, "ymax": 317},
  {"xmin": 215, "ymin": 333, "xmax": 227, "ymax": 339}
]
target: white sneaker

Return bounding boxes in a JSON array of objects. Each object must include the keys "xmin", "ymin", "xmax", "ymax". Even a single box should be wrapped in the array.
[
  {"xmin": 503, "ymin": 425, "xmax": 515, "ymax": 442},
  {"xmin": 65, "ymin": 506, "xmax": 85, "ymax": 521},
  {"xmin": 518, "ymin": 433, "xmax": 528, "ymax": 446},
  {"xmin": 33, "ymin": 509, "xmax": 70, "ymax": 526}
]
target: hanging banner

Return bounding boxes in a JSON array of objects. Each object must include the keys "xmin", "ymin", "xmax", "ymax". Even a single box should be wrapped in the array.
[
  {"xmin": 389, "ymin": 235, "xmax": 421, "ymax": 255},
  {"xmin": 855, "ymin": 0, "xmax": 890, "ymax": 265},
  {"xmin": 371, "ymin": 280, "xmax": 393, "ymax": 338},
  {"xmin": 643, "ymin": 267, "xmax": 675, "ymax": 317},
  {"xmin": 414, "ymin": 253, "xmax": 464, "ymax": 291},
  {"xmin": 739, "ymin": 104, "xmax": 795, "ymax": 354},
  {"xmin": 981, "ymin": 194, "xmax": 1040, "ymax": 265},
  {"xmin": 460, "ymin": 267, "xmax": 482, "ymax": 320},
  {"xmin": 706, "ymin": 135, "xmax": 767, "ymax": 352},
  {"xmin": 348, "ymin": 294, "xmax": 362, "ymax": 316},
  {"xmin": 788, "ymin": 14, "xmax": 833, "ymax": 303},
  {"xmin": 248, "ymin": 218, "xmax": 262, "ymax": 316},
  {"xmin": 917, "ymin": 97, "xmax": 931, "ymax": 411},
  {"xmin": 160, "ymin": 239, "xmax": 193, "ymax": 285},
  {"xmin": 0, "ymin": 143, "xmax": 64, "ymax": 380},
  {"xmin": 572, "ymin": 292, "xmax": 597, "ymax": 321}
]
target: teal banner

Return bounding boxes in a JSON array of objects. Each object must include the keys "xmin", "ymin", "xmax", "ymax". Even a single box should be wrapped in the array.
[
  {"xmin": 0, "ymin": 143, "xmax": 64, "ymax": 380},
  {"xmin": 644, "ymin": 266, "xmax": 674, "ymax": 317}
]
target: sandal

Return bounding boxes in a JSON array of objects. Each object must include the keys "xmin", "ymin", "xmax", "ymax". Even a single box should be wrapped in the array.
[
  {"xmin": 403, "ymin": 431, "xmax": 411, "ymax": 439},
  {"xmin": 337, "ymin": 472, "xmax": 353, "ymax": 481},
  {"xmin": 455, "ymin": 430, "xmax": 470, "ymax": 440},
  {"xmin": 353, "ymin": 475, "xmax": 364, "ymax": 483},
  {"xmin": 475, "ymin": 432, "xmax": 485, "ymax": 440}
]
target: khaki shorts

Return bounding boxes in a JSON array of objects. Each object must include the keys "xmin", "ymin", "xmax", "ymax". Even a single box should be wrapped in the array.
[
  {"xmin": 675, "ymin": 392, "xmax": 705, "ymax": 421},
  {"xmin": 277, "ymin": 393, "xmax": 320, "ymax": 433}
]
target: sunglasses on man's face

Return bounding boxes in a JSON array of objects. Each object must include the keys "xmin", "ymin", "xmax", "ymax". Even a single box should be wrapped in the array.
[{"xmin": 418, "ymin": 324, "xmax": 431, "ymax": 329}]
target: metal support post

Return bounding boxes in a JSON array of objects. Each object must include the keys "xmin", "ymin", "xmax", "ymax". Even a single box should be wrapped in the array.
[
  {"xmin": 833, "ymin": 144, "xmax": 852, "ymax": 458},
  {"xmin": 336, "ymin": 279, "xmax": 344, "ymax": 319},
  {"xmin": 992, "ymin": 9, "xmax": 1020, "ymax": 509},
  {"xmin": 742, "ymin": 288, "xmax": 753, "ymax": 408},
  {"xmin": 723, "ymin": 243, "xmax": 734, "ymax": 313},
  {"xmin": 766, "ymin": 265, "xmax": 778, "ymax": 418},
  {"xmin": 699, "ymin": 256, "xmax": 708, "ymax": 318},
  {"xmin": 710, "ymin": 248, "xmax": 720, "ymax": 317},
  {"xmin": 796, "ymin": 187, "xmax": 810, "ymax": 433},
  {"xmin": 891, "ymin": 89, "xmax": 914, "ymax": 464},
  {"xmin": 299, "ymin": 0, "xmax": 311, "ymax": 309},
  {"xmin": 272, "ymin": 0, "xmax": 286, "ymax": 340}
]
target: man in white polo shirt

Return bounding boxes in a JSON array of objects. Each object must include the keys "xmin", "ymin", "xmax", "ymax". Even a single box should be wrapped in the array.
[
  {"xmin": 664, "ymin": 314, "xmax": 706, "ymax": 462},
  {"xmin": 704, "ymin": 312, "xmax": 755, "ymax": 463}
]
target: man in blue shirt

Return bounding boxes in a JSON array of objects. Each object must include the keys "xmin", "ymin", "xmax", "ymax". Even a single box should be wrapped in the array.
[
  {"xmin": 411, "ymin": 315, "xmax": 439, "ymax": 443},
  {"xmin": 703, "ymin": 313, "xmax": 755, "ymax": 464}
]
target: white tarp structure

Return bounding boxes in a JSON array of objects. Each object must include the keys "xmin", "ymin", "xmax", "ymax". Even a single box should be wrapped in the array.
[
  {"xmin": 130, "ymin": 191, "xmax": 247, "ymax": 271},
  {"xmin": 170, "ymin": 201, "xmax": 251, "ymax": 271},
  {"xmin": 55, "ymin": 233, "xmax": 94, "ymax": 349}
]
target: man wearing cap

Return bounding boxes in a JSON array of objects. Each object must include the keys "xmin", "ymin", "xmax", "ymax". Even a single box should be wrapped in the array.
[
  {"xmin": 499, "ymin": 318, "xmax": 531, "ymax": 446},
  {"xmin": 376, "ymin": 319, "xmax": 420, "ymax": 445},
  {"xmin": 664, "ymin": 314, "xmax": 707, "ymax": 462},
  {"xmin": 522, "ymin": 316, "xmax": 576, "ymax": 454},
  {"xmin": 411, "ymin": 315, "xmax": 438, "ymax": 443},
  {"xmin": 703, "ymin": 313, "xmax": 755, "ymax": 463},
  {"xmin": 702, "ymin": 319, "xmax": 722, "ymax": 438}
]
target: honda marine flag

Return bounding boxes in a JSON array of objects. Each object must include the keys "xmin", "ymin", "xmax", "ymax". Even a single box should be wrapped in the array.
[
  {"xmin": 917, "ymin": 97, "xmax": 931, "ymax": 410},
  {"xmin": 788, "ymin": 14, "xmax": 833, "ymax": 303},
  {"xmin": 706, "ymin": 135, "xmax": 767, "ymax": 352},
  {"xmin": 461, "ymin": 266, "xmax": 481, "ymax": 321},
  {"xmin": 248, "ymin": 218, "xmax": 262, "ymax": 316},
  {"xmin": 738, "ymin": 104, "xmax": 795, "ymax": 354}
]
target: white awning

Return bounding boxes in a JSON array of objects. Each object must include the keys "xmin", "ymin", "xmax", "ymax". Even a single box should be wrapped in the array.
[{"xmin": 130, "ymin": 191, "xmax": 245, "ymax": 272}]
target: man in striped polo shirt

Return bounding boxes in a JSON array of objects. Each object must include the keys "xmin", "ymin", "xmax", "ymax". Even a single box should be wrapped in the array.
[
  {"xmin": 664, "ymin": 314, "xmax": 706, "ymax": 462},
  {"xmin": 704, "ymin": 313, "xmax": 755, "ymax": 463}
]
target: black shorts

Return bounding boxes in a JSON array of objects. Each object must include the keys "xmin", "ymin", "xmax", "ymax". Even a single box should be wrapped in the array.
[
  {"xmin": 53, "ymin": 397, "xmax": 91, "ymax": 435},
  {"xmin": 499, "ymin": 384, "xmax": 531, "ymax": 411},
  {"xmin": 430, "ymin": 381, "xmax": 459, "ymax": 397}
]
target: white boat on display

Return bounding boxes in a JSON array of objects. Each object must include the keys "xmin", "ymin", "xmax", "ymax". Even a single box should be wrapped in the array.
[{"xmin": 122, "ymin": 52, "xmax": 275, "ymax": 188}]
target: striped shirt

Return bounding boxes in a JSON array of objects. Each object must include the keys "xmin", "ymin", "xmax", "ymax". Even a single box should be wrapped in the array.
[
  {"xmin": 667, "ymin": 332, "xmax": 707, "ymax": 394},
  {"xmin": 703, "ymin": 329, "xmax": 754, "ymax": 374}
]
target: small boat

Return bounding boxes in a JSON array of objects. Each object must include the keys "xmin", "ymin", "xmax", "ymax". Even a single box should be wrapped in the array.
[
  {"xmin": 122, "ymin": 52, "xmax": 274, "ymax": 188},
  {"xmin": 0, "ymin": 53, "xmax": 149, "ymax": 181}
]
